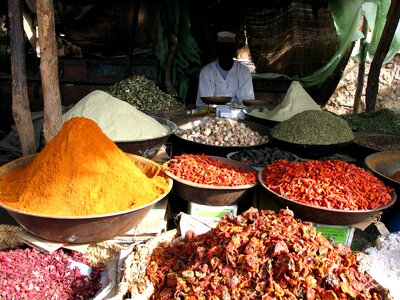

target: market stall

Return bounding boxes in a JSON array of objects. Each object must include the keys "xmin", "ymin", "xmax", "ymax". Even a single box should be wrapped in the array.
[
  {"xmin": 2, "ymin": 1, "xmax": 400, "ymax": 298},
  {"xmin": 1, "ymin": 78, "xmax": 400, "ymax": 299}
]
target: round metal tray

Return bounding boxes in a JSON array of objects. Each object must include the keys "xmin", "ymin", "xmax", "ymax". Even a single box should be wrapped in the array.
[{"xmin": 201, "ymin": 96, "xmax": 231, "ymax": 105}]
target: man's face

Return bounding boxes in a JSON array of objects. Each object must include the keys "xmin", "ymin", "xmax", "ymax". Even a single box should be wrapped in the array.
[{"xmin": 216, "ymin": 42, "xmax": 237, "ymax": 60}]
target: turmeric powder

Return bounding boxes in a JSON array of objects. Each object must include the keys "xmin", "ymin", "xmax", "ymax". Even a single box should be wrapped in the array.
[{"xmin": 0, "ymin": 117, "xmax": 170, "ymax": 216}]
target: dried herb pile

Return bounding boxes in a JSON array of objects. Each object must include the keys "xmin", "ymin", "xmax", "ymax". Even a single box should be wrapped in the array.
[
  {"xmin": 271, "ymin": 110, "xmax": 354, "ymax": 145},
  {"xmin": 146, "ymin": 208, "xmax": 388, "ymax": 299},
  {"xmin": 107, "ymin": 75, "xmax": 184, "ymax": 111},
  {"xmin": 341, "ymin": 108, "xmax": 400, "ymax": 134}
]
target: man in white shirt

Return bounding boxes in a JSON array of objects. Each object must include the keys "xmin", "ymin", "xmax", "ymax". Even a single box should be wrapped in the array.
[{"xmin": 195, "ymin": 31, "xmax": 255, "ymax": 107}]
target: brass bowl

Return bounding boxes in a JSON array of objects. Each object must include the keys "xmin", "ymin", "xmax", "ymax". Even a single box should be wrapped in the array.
[
  {"xmin": 115, "ymin": 116, "xmax": 177, "ymax": 158},
  {"xmin": 164, "ymin": 156, "xmax": 257, "ymax": 206},
  {"xmin": 0, "ymin": 154, "xmax": 173, "ymax": 243},
  {"xmin": 201, "ymin": 96, "xmax": 231, "ymax": 105},
  {"xmin": 364, "ymin": 150, "xmax": 400, "ymax": 190},
  {"xmin": 258, "ymin": 170, "xmax": 397, "ymax": 225},
  {"xmin": 242, "ymin": 99, "xmax": 271, "ymax": 106}
]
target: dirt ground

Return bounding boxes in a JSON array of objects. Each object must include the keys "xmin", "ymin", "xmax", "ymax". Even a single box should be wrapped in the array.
[{"xmin": 323, "ymin": 54, "xmax": 400, "ymax": 115}]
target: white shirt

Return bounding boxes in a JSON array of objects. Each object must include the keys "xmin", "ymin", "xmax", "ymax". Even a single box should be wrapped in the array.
[{"xmin": 196, "ymin": 60, "xmax": 255, "ymax": 107}]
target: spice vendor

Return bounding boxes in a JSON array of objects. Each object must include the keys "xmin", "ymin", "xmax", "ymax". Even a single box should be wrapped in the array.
[{"xmin": 195, "ymin": 31, "xmax": 255, "ymax": 107}]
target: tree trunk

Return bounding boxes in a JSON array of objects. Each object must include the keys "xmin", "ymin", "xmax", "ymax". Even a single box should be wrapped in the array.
[
  {"xmin": 353, "ymin": 16, "xmax": 368, "ymax": 114},
  {"xmin": 36, "ymin": 0, "xmax": 62, "ymax": 143},
  {"xmin": 365, "ymin": 0, "xmax": 400, "ymax": 112},
  {"xmin": 8, "ymin": 0, "xmax": 36, "ymax": 155}
]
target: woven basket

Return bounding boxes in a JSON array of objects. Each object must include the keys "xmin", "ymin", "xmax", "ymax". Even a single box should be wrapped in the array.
[{"xmin": 245, "ymin": 1, "xmax": 340, "ymax": 77}]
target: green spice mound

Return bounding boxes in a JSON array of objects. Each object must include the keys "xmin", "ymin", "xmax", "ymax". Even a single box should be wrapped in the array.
[
  {"xmin": 340, "ymin": 108, "xmax": 400, "ymax": 134},
  {"xmin": 271, "ymin": 110, "xmax": 354, "ymax": 145},
  {"xmin": 107, "ymin": 75, "xmax": 184, "ymax": 111}
]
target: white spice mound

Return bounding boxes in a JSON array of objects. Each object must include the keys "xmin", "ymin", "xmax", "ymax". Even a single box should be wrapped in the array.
[
  {"xmin": 62, "ymin": 90, "xmax": 169, "ymax": 141},
  {"xmin": 358, "ymin": 232, "xmax": 400, "ymax": 300},
  {"xmin": 249, "ymin": 81, "xmax": 321, "ymax": 122}
]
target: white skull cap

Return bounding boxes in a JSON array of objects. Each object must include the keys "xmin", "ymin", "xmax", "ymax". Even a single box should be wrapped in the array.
[{"xmin": 217, "ymin": 31, "xmax": 236, "ymax": 43}]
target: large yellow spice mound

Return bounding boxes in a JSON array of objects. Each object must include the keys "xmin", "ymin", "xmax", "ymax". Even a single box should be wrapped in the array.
[{"xmin": 0, "ymin": 117, "xmax": 170, "ymax": 216}]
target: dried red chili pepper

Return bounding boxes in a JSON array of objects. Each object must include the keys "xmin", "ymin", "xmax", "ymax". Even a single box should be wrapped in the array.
[
  {"xmin": 261, "ymin": 160, "xmax": 393, "ymax": 210},
  {"xmin": 167, "ymin": 154, "xmax": 257, "ymax": 186},
  {"xmin": 146, "ymin": 208, "xmax": 386, "ymax": 299}
]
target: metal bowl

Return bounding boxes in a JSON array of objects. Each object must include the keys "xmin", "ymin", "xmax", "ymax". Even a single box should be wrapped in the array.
[
  {"xmin": 348, "ymin": 132, "xmax": 400, "ymax": 161},
  {"xmin": 271, "ymin": 138, "xmax": 352, "ymax": 159},
  {"xmin": 164, "ymin": 156, "xmax": 257, "ymax": 206},
  {"xmin": 258, "ymin": 171, "xmax": 397, "ymax": 225},
  {"xmin": 0, "ymin": 154, "xmax": 173, "ymax": 244},
  {"xmin": 364, "ymin": 150, "xmax": 400, "ymax": 190},
  {"xmin": 201, "ymin": 96, "xmax": 231, "ymax": 105},
  {"xmin": 115, "ymin": 116, "xmax": 177, "ymax": 158},
  {"xmin": 171, "ymin": 116, "xmax": 271, "ymax": 157},
  {"xmin": 242, "ymin": 99, "xmax": 271, "ymax": 106},
  {"xmin": 243, "ymin": 106, "xmax": 281, "ymax": 128}
]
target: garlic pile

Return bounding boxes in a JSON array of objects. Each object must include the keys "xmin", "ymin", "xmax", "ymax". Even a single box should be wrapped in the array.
[{"xmin": 175, "ymin": 117, "xmax": 269, "ymax": 146}]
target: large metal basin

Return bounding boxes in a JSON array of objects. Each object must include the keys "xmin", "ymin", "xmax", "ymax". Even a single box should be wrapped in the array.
[
  {"xmin": 171, "ymin": 116, "xmax": 271, "ymax": 157},
  {"xmin": 164, "ymin": 156, "xmax": 257, "ymax": 206},
  {"xmin": 115, "ymin": 116, "xmax": 177, "ymax": 158},
  {"xmin": 364, "ymin": 150, "xmax": 400, "ymax": 190},
  {"xmin": 258, "ymin": 170, "xmax": 397, "ymax": 225},
  {"xmin": 0, "ymin": 153, "xmax": 173, "ymax": 243}
]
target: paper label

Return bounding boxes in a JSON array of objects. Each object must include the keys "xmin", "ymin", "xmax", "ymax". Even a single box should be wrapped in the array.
[{"xmin": 314, "ymin": 224, "xmax": 355, "ymax": 246}]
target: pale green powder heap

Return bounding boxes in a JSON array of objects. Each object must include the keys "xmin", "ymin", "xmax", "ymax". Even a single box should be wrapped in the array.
[
  {"xmin": 62, "ymin": 90, "xmax": 169, "ymax": 141},
  {"xmin": 248, "ymin": 81, "xmax": 321, "ymax": 122}
]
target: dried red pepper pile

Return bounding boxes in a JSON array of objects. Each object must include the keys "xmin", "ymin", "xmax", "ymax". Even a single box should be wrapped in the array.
[
  {"xmin": 146, "ymin": 208, "xmax": 386, "ymax": 299},
  {"xmin": 167, "ymin": 154, "xmax": 257, "ymax": 186},
  {"xmin": 262, "ymin": 160, "xmax": 393, "ymax": 210},
  {"xmin": 0, "ymin": 247, "xmax": 103, "ymax": 299}
]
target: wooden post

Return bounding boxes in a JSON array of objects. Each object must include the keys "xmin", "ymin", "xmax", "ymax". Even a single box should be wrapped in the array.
[
  {"xmin": 126, "ymin": 0, "xmax": 141, "ymax": 78},
  {"xmin": 36, "ymin": 0, "xmax": 62, "ymax": 143},
  {"xmin": 8, "ymin": 0, "xmax": 36, "ymax": 155},
  {"xmin": 353, "ymin": 16, "xmax": 368, "ymax": 114},
  {"xmin": 365, "ymin": 0, "xmax": 400, "ymax": 112}
]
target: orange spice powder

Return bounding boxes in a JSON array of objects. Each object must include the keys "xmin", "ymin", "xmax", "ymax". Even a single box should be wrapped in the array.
[{"xmin": 0, "ymin": 117, "xmax": 170, "ymax": 216}]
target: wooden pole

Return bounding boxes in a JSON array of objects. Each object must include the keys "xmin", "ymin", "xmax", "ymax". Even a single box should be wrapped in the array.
[
  {"xmin": 36, "ymin": 0, "xmax": 62, "ymax": 143},
  {"xmin": 8, "ymin": 0, "xmax": 36, "ymax": 155},
  {"xmin": 365, "ymin": 0, "xmax": 400, "ymax": 112},
  {"xmin": 353, "ymin": 16, "xmax": 368, "ymax": 114},
  {"xmin": 126, "ymin": 0, "xmax": 141, "ymax": 78}
]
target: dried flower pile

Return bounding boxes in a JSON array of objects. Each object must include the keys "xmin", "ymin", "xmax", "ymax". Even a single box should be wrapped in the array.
[{"xmin": 0, "ymin": 248, "xmax": 103, "ymax": 299}]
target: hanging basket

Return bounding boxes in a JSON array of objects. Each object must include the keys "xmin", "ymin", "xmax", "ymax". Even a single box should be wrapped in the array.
[{"xmin": 245, "ymin": 1, "xmax": 340, "ymax": 78}]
